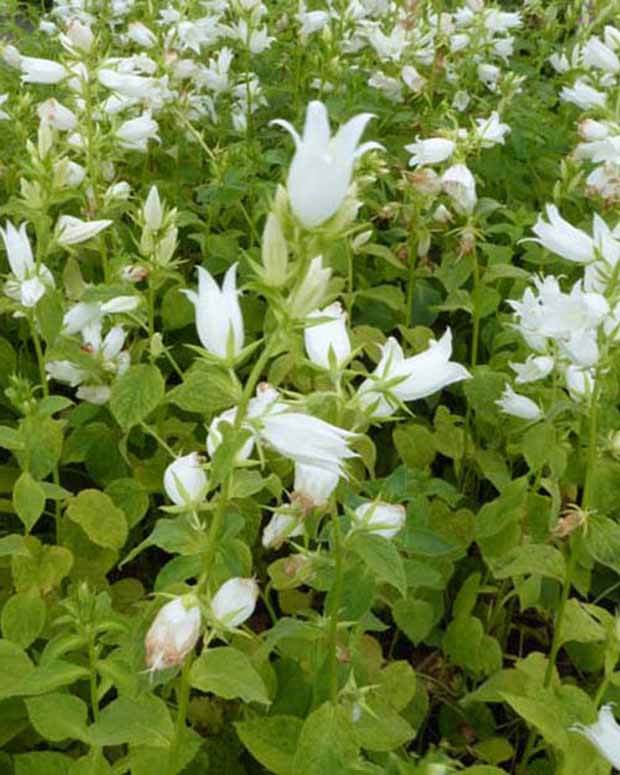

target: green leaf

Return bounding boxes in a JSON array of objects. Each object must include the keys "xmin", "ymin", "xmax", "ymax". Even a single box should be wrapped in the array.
[
  {"xmin": 0, "ymin": 640, "xmax": 34, "ymax": 701},
  {"xmin": 90, "ymin": 696, "xmax": 173, "ymax": 748},
  {"xmin": 66, "ymin": 489, "xmax": 128, "ymax": 550},
  {"xmin": 13, "ymin": 472, "xmax": 46, "ymax": 533},
  {"xmin": 393, "ymin": 425, "xmax": 436, "ymax": 469},
  {"xmin": 235, "ymin": 715, "xmax": 303, "ymax": 775},
  {"xmin": 191, "ymin": 647, "xmax": 270, "ymax": 705},
  {"xmin": 110, "ymin": 364, "xmax": 165, "ymax": 429},
  {"xmin": 558, "ymin": 600, "xmax": 607, "ymax": 647},
  {"xmin": 1, "ymin": 591, "xmax": 46, "ymax": 648},
  {"xmin": 492, "ymin": 544, "xmax": 566, "ymax": 582},
  {"xmin": 501, "ymin": 691, "xmax": 568, "ymax": 750},
  {"xmin": 0, "ymin": 426, "xmax": 24, "ymax": 451},
  {"xmin": 26, "ymin": 693, "xmax": 89, "ymax": 743},
  {"xmin": 14, "ymin": 752, "xmax": 72, "ymax": 775},
  {"xmin": 105, "ymin": 478, "xmax": 149, "ymax": 528},
  {"xmin": 581, "ymin": 514, "xmax": 620, "ymax": 575},
  {"xmin": 392, "ymin": 598, "xmax": 435, "ymax": 645},
  {"xmin": 292, "ymin": 702, "xmax": 358, "ymax": 774},
  {"xmin": 349, "ymin": 533, "xmax": 406, "ymax": 596},
  {"xmin": 16, "ymin": 416, "xmax": 64, "ymax": 480},
  {"xmin": 168, "ymin": 363, "xmax": 240, "ymax": 416}
]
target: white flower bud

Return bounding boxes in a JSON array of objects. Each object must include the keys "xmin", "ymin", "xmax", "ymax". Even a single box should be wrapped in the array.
[
  {"xmin": 55, "ymin": 215, "xmax": 112, "ymax": 246},
  {"xmin": 262, "ymin": 509, "xmax": 304, "ymax": 548},
  {"xmin": 288, "ymin": 255, "xmax": 332, "ymax": 317},
  {"xmin": 211, "ymin": 577, "xmax": 259, "ymax": 629},
  {"xmin": 495, "ymin": 385, "xmax": 543, "ymax": 420},
  {"xmin": 352, "ymin": 501, "xmax": 406, "ymax": 539},
  {"xmin": 143, "ymin": 186, "xmax": 164, "ymax": 231},
  {"xmin": 163, "ymin": 452, "xmax": 208, "ymax": 507},
  {"xmin": 145, "ymin": 595, "xmax": 201, "ymax": 672},
  {"xmin": 442, "ymin": 164, "xmax": 477, "ymax": 214},
  {"xmin": 304, "ymin": 302, "xmax": 351, "ymax": 369},
  {"xmin": 261, "ymin": 213, "xmax": 288, "ymax": 287},
  {"xmin": 64, "ymin": 19, "xmax": 95, "ymax": 53},
  {"xmin": 37, "ymin": 99, "xmax": 77, "ymax": 131}
]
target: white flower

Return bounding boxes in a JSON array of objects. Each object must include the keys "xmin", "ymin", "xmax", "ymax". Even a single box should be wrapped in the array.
[
  {"xmin": 549, "ymin": 52, "xmax": 570, "ymax": 74},
  {"xmin": 271, "ymin": 100, "xmax": 381, "ymax": 228},
  {"xmin": 259, "ymin": 409, "xmax": 357, "ymax": 476},
  {"xmin": 401, "ymin": 64, "xmax": 425, "ymax": 93},
  {"xmin": 145, "ymin": 595, "xmax": 201, "ymax": 672},
  {"xmin": 63, "ymin": 297, "xmax": 139, "ymax": 335},
  {"xmin": 565, "ymin": 365, "xmax": 595, "ymax": 400},
  {"xmin": 1, "ymin": 221, "xmax": 54, "ymax": 308},
  {"xmin": 477, "ymin": 63, "xmax": 501, "ymax": 90},
  {"xmin": 98, "ymin": 69, "xmax": 157, "ymax": 99},
  {"xmin": 351, "ymin": 501, "xmax": 406, "ymax": 539},
  {"xmin": 37, "ymin": 98, "xmax": 78, "ymax": 131},
  {"xmin": 53, "ymin": 160, "xmax": 86, "ymax": 189},
  {"xmin": 405, "ymin": 138, "xmax": 455, "ymax": 168},
  {"xmin": 46, "ymin": 360, "xmax": 88, "ymax": 387},
  {"xmin": 495, "ymin": 385, "xmax": 543, "ymax": 421},
  {"xmin": 0, "ymin": 94, "xmax": 9, "ymax": 121},
  {"xmin": 116, "ymin": 113, "xmax": 160, "ymax": 151},
  {"xmin": 143, "ymin": 186, "xmax": 164, "ymax": 231},
  {"xmin": 261, "ymin": 212, "xmax": 288, "ymax": 287},
  {"xmin": 297, "ymin": 5, "xmax": 330, "ymax": 39},
  {"xmin": 163, "ymin": 452, "xmax": 208, "ymax": 507},
  {"xmin": 474, "ymin": 112, "xmax": 510, "ymax": 147},
  {"xmin": 207, "ymin": 407, "xmax": 256, "ymax": 462},
  {"xmin": 304, "ymin": 302, "xmax": 350, "ymax": 369},
  {"xmin": 211, "ymin": 578, "xmax": 258, "ymax": 629},
  {"xmin": 583, "ymin": 37, "xmax": 620, "ymax": 73},
  {"xmin": 62, "ymin": 19, "xmax": 94, "ymax": 53},
  {"xmin": 181, "ymin": 264, "xmax": 244, "ymax": 360},
  {"xmin": 127, "ymin": 22, "xmax": 157, "ymax": 48},
  {"xmin": 572, "ymin": 705, "xmax": 620, "ymax": 768},
  {"xmin": 288, "ymin": 256, "xmax": 332, "ymax": 317},
  {"xmin": 510, "ymin": 355, "xmax": 554, "ymax": 384},
  {"xmin": 442, "ymin": 164, "xmax": 477, "ymax": 214},
  {"xmin": 293, "ymin": 462, "xmax": 339, "ymax": 507},
  {"xmin": 561, "ymin": 79, "xmax": 607, "ymax": 110},
  {"xmin": 368, "ymin": 71, "xmax": 403, "ymax": 103},
  {"xmin": 20, "ymin": 57, "xmax": 66, "ymax": 84},
  {"xmin": 358, "ymin": 330, "xmax": 471, "ymax": 418},
  {"xmin": 55, "ymin": 215, "xmax": 112, "ymax": 246},
  {"xmin": 262, "ymin": 509, "xmax": 304, "ymax": 548},
  {"xmin": 530, "ymin": 205, "xmax": 594, "ymax": 264}
]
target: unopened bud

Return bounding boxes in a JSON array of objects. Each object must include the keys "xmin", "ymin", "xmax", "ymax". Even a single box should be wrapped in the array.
[
  {"xmin": 261, "ymin": 213, "xmax": 288, "ymax": 287},
  {"xmin": 145, "ymin": 595, "xmax": 201, "ymax": 672},
  {"xmin": 210, "ymin": 577, "xmax": 258, "ymax": 629},
  {"xmin": 163, "ymin": 452, "xmax": 208, "ymax": 507}
]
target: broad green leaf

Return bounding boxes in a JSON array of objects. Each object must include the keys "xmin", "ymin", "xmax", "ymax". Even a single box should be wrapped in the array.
[
  {"xmin": 292, "ymin": 702, "xmax": 358, "ymax": 774},
  {"xmin": 168, "ymin": 363, "xmax": 240, "ymax": 416},
  {"xmin": 392, "ymin": 598, "xmax": 435, "ymax": 645},
  {"xmin": 0, "ymin": 640, "xmax": 34, "ymax": 701},
  {"xmin": 105, "ymin": 478, "xmax": 149, "ymax": 528},
  {"xmin": 90, "ymin": 696, "xmax": 173, "ymax": 748},
  {"xmin": 235, "ymin": 715, "xmax": 303, "ymax": 775},
  {"xmin": 349, "ymin": 533, "xmax": 406, "ymax": 596},
  {"xmin": 66, "ymin": 489, "xmax": 128, "ymax": 550},
  {"xmin": 12, "ymin": 538, "xmax": 73, "ymax": 594},
  {"xmin": 13, "ymin": 472, "xmax": 46, "ymax": 533},
  {"xmin": 1, "ymin": 590, "xmax": 46, "ymax": 648},
  {"xmin": 26, "ymin": 692, "xmax": 89, "ymax": 743},
  {"xmin": 110, "ymin": 364, "xmax": 165, "ymax": 429},
  {"xmin": 0, "ymin": 426, "xmax": 24, "ymax": 451},
  {"xmin": 393, "ymin": 424, "xmax": 436, "ymax": 469},
  {"xmin": 190, "ymin": 647, "xmax": 270, "ymax": 705},
  {"xmin": 582, "ymin": 514, "xmax": 620, "ymax": 575},
  {"xmin": 14, "ymin": 752, "xmax": 72, "ymax": 775},
  {"xmin": 558, "ymin": 599, "xmax": 607, "ymax": 647},
  {"xmin": 492, "ymin": 544, "xmax": 566, "ymax": 582},
  {"xmin": 16, "ymin": 416, "xmax": 64, "ymax": 480}
]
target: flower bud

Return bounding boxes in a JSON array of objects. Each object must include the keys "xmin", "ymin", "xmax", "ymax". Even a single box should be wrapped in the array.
[
  {"xmin": 261, "ymin": 212, "xmax": 288, "ymax": 287},
  {"xmin": 143, "ymin": 185, "xmax": 164, "ymax": 231},
  {"xmin": 293, "ymin": 462, "xmax": 339, "ymax": 509},
  {"xmin": 64, "ymin": 20, "xmax": 94, "ymax": 53},
  {"xmin": 288, "ymin": 255, "xmax": 331, "ymax": 318},
  {"xmin": 409, "ymin": 168, "xmax": 441, "ymax": 196},
  {"xmin": 55, "ymin": 215, "xmax": 112, "ymax": 246},
  {"xmin": 211, "ymin": 577, "xmax": 259, "ymax": 628},
  {"xmin": 262, "ymin": 508, "xmax": 304, "ymax": 549},
  {"xmin": 163, "ymin": 452, "xmax": 208, "ymax": 507},
  {"xmin": 304, "ymin": 302, "xmax": 351, "ymax": 369},
  {"xmin": 37, "ymin": 98, "xmax": 77, "ymax": 131},
  {"xmin": 145, "ymin": 595, "xmax": 201, "ymax": 671},
  {"xmin": 351, "ymin": 501, "xmax": 406, "ymax": 539},
  {"xmin": 442, "ymin": 164, "xmax": 477, "ymax": 214},
  {"xmin": 104, "ymin": 181, "xmax": 131, "ymax": 204}
]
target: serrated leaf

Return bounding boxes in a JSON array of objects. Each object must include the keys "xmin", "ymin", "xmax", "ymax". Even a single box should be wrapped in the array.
[
  {"xmin": 1, "ymin": 591, "xmax": 46, "ymax": 649},
  {"xmin": 13, "ymin": 472, "xmax": 46, "ymax": 533},
  {"xmin": 235, "ymin": 716, "xmax": 303, "ymax": 775},
  {"xmin": 89, "ymin": 696, "xmax": 173, "ymax": 748},
  {"xmin": 26, "ymin": 693, "xmax": 89, "ymax": 743},
  {"xmin": 190, "ymin": 647, "xmax": 269, "ymax": 705},
  {"xmin": 349, "ymin": 533, "xmax": 406, "ymax": 596},
  {"xmin": 110, "ymin": 364, "xmax": 165, "ymax": 429},
  {"xmin": 66, "ymin": 489, "xmax": 127, "ymax": 550}
]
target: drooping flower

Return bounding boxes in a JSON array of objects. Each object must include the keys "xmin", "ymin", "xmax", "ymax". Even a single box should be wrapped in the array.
[
  {"xmin": 36, "ymin": 98, "xmax": 78, "ymax": 131},
  {"xmin": 145, "ymin": 595, "xmax": 201, "ymax": 672},
  {"xmin": 304, "ymin": 302, "xmax": 351, "ymax": 369},
  {"xmin": 358, "ymin": 330, "xmax": 471, "ymax": 419},
  {"xmin": 572, "ymin": 705, "xmax": 620, "ymax": 768},
  {"xmin": 115, "ymin": 113, "xmax": 160, "ymax": 151},
  {"xmin": 405, "ymin": 137, "xmax": 455, "ymax": 168},
  {"xmin": 474, "ymin": 112, "xmax": 510, "ymax": 147},
  {"xmin": 510, "ymin": 355, "xmax": 554, "ymax": 384},
  {"xmin": 20, "ymin": 56, "xmax": 66, "ymax": 84},
  {"xmin": 210, "ymin": 577, "xmax": 259, "ymax": 629},
  {"xmin": 163, "ymin": 453, "xmax": 208, "ymax": 508},
  {"xmin": 293, "ymin": 463, "xmax": 340, "ymax": 508},
  {"xmin": 262, "ymin": 508, "xmax": 304, "ymax": 549},
  {"xmin": 181, "ymin": 264, "xmax": 244, "ymax": 360},
  {"xmin": 55, "ymin": 215, "xmax": 112, "ymax": 246},
  {"xmin": 495, "ymin": 385, "xmax": 543, "ymax": 421},
  {"xmin": 441, "ymin": 164, "xmax": 477, "ymax": 214},
  {"xmin": 351, "ymin": 501, "xmax": 406, "ymax": 539},
  {"xmin": 530, "ymin": 205, "xmax": 594, "ymax": 264},
  {"xmin": 271, "ymin": 100, "xmax": 381, "ymax": 228},
  {"xmin": 1, "ymin": 221, "xmax": 55, "ymax": 308}
]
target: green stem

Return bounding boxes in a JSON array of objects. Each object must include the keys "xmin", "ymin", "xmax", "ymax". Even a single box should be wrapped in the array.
[
  {"xmin": 88, "ymin": 637, "xmax": 100, "ymax": 722},
  {"xmin": 327, "ymin": 512, "xmax": 345, "ymax": 704},
  {"xmin": 470, "ymin": 247, "xmax": 481, "ymax": 368},
  {"xmin": 140, "ymin": 422, "xmax": 176, "ymax": 457},
  {"xmin": 167, "ymin": 654, "xmax": 193, "ymax": 775}
]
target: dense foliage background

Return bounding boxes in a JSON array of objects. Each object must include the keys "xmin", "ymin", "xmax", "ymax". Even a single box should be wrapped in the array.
[{"xmin": 2, "ymin": 0, "xmax": 620, "ymax": 772}]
